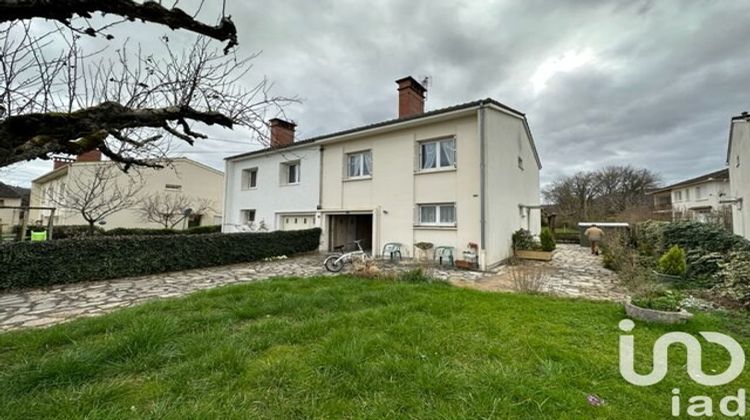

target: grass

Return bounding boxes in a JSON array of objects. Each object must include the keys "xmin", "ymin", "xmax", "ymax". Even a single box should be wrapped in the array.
[{"xmin": 1, "ymin": 276, "xmax": 750, "ymax": 419}]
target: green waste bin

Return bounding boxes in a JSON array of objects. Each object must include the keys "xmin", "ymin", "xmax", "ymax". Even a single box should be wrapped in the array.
[{"xmin": 30, "ymin": 230, "xmax": 47, "ymax": 241}]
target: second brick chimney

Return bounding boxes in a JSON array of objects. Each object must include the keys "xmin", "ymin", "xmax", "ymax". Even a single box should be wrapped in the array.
[
  {"xmin": 269, "ymin": 118, "xmax": 296, "ymax": 148},
  {"xmin": 76, "ymin": 150, "xmax": 102, "ymax": 162},
  {"xmin": 396, "ymin": 76, "xmax": 427, "ymax": 118}
]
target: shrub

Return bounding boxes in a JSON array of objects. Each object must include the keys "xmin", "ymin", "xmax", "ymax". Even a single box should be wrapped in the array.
[
  {"xmin": 509, "ymin": 265, "xmax": 549, "ymax": 293},
  {"xmin": 539, "ymin": 228, "xmax": 556, "ymax": 252},
  {"xmin": 716, "ymin": 252, "xmax": 750, "ymax": 307},
  {"xmin": 685, "ymin": 248, "xmax": 725, "ymax": 287},
  {"xmin": 397, "ymin": 268, "xmax": 439, "ymax": 283},
  {"xmin": 633, "ymin": 220, "xmax": 667, "ymax": 258},
  {"xmin": 54, "ymin": 225, "xmax": 105, "ymax": 239},
  {"xmin": 657, "ymin": 245, "xmax": 687, "ymax": 277},
  {"xmin": 104, "ymin": 225, "xmax": 222, "ymax": 236},
  {"xmin": 185, "ymin": 225, "xmax": 222, "ymax": 234},
  {"xmin": 554, "ymin": 231, "xmax": 579, "ymax": 244},
  {"xmin": 662, "ymin": 220, "xmax": 750, "ymax": 255},
  {"xmin": 512, "ymin": 229, "xmax": 536, "ymax": 251},
  {"xmin": 0, "ymin": 228, "xmax": 321, "ymax": 290},
  {"xmin": 600, "ymin": 230, "xmax": 631, "ymax": 272},
  {"xmin": 631, "ymin": 290, "xmax": 684, "ymax": 312}
]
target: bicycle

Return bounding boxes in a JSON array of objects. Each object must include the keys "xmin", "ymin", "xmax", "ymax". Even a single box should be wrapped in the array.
[{"xmin": 324, "ymin": 239, "xmax": 370, "ymax": 272}]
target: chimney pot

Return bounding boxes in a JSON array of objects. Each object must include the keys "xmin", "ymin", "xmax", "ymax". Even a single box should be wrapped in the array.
[
  {"xmin": 269, "ymin": 118, "xmax": 296, "ymax": 148},
  {"xmin": 396, "ymin": 76, "xmax": 427, "ymax": 118}
]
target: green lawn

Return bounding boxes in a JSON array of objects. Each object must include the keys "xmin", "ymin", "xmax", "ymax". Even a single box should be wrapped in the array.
[{"xmin": 1, "ymin": 277, "xmax": 749, "ymax": 419}]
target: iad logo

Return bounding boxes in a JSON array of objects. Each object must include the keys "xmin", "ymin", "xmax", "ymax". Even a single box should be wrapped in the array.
[{"xmin": 618, "ymin": 319, "xmax": 747, "ymax": 417}]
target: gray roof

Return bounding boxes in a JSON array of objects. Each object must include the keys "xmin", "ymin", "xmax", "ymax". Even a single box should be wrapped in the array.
[
  {"xmin": 649, "ymin": 168, "xmax": 729, "ymax": 194},
  {"xmin": 225, "ymin": 98, "xmax": 529, "ymax": 161}
]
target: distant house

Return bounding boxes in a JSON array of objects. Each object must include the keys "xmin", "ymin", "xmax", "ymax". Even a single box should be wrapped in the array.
[
  {"xmin": 0, "ymin": 182, "xmax": 26, "ymax": 232},
  {"xmin": 728, "ymin": 112, "xmax": 750, "ymax": 239},
  {"xmin": 648, "ymin": 169, "xmax": 730, "ymax": 223},
  {"xmin": 29, "ymin": 153, "xmax": 224, "ymax": 230},
  {"xmin": 224, "ymin": 76, "xmax": 542, "ymax": 269}
]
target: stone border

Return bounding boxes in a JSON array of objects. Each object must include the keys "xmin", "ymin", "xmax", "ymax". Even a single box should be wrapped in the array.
[{"xmin": 624, "ymin": 301, "xmax": 693, "ymax": 324}]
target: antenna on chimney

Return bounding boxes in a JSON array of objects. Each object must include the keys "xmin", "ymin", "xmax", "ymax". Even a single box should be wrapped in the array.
[{"xmin": 419, "ymin": 75, "xmax": 431, "ymax": 99}]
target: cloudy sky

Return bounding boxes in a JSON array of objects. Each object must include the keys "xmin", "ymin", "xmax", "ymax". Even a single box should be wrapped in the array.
[{"xmin": 3, "ymin": 0, "xmax": 750, "ymax": 188}]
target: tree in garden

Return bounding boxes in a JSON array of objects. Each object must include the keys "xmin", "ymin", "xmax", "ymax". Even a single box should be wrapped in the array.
[
  {"xmin": 138, "ymin": 192, "xmax": 213, "ymax": 229},
  {"xmin": 43, "ymin": 164, "xmax": 144, "ymax": 233},
  {"xmin": 0, "ymin": 0, "xmax": 291, "ymax": 169}
]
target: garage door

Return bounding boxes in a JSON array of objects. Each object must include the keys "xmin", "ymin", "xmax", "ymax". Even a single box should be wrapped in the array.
[{"xmin": 281, "ymin": 214, "xmax": 314, "ymax": 231}]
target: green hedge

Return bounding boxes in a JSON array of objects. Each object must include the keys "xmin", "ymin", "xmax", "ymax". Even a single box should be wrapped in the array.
[
  {"xmin": 104, "ymin": 225, "xmax": 221, "ymax": 236},
  {"xmin": 0, "ymin": 228, "xmax": 321, "ymax": 290}
]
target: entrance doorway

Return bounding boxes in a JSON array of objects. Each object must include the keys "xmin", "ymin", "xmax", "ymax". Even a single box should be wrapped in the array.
[{"xmin": 328, "ymin": 214, "xmax": 373, "ymax": 252}]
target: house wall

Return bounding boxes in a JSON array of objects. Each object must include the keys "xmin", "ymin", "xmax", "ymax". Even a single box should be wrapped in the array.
[
  {"xmin": 670, "ymin": 180, "xmax": 729, "ymax": 217},
  {"xmin": 223, "ymin": 145, "xmax": 320, "ymax": 232},
  {"xmin": 29, "ymin": 159, "xmax": 224, "ymax": 229},
  {"xmin": 730, "ymin": 120, "xmax": 750, "ymax": 238},
  {"xmin": 319, "ymin": 113, "xmax": 483, "ymax": 262},
  {"xmin": 0, "ymin": 196, "xmax": 22, "ymax": 232},
  {"xmin": 484, "ymin": 108, "xmax": 541, "ymax": 266}
]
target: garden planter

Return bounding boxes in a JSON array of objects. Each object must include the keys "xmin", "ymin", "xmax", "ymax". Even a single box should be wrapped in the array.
[
  {"xmin": 624, "ymin": 301, "xmax": 693, "ymax": 324},
  {"xmin": 455, "ymin": 260, "xmax": 476, "ymax": 270},
  {"xmin": 514, "ymin": 250, "xmax": 553, "ymax": 261},
  {"xmin": 651, "ymin": 270, "xmax": 683, "ymax": 284}
]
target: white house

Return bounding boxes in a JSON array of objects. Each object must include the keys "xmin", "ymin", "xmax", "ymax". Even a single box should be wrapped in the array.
[
  {"xmin": 648, "ymin": 169, "xmax": 730, "ymax": 223},
  {"xmin": 223, "ymin": 76, "xmax": 542, "ymax": 269},
  {"xmin": 223, "ymin": 119, "xmax": 321, "ymax": 232},
  {"xmin": 728, "ymin": 112, "xmax": 750, "ymax": 238}
]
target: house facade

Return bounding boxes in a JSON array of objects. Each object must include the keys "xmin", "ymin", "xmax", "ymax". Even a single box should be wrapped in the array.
[
  {"xmin": 728, "ymin": 112, "xmax": 750, "ymax": 238},
  {"xmin": 223, "ymin": 77, "xmax": 541, "ymax": 269},
  {"xmin": 29, "ymin": 154, "xmax": 224, "ymax": 230},
  {"xmin": 648, "ymin": 169, "xmax": 730, "ymax": 223},
  {"xmin": 0, "ymin": 182, "xmax": 24, "ymax": 236}
]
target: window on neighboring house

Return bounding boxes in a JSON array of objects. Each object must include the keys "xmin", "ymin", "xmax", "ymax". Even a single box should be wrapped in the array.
[
  {"xmin": 0, "ymin": 199, "xmax": 4, "ymax": 206},
  {"xmin": 418, "ymin": 203, "xmax": 456, "ymax": 226},
  {"xmin": 419, "ymin": 138, "xmax": 455, "ymax": 170},
  {"xmin": 347, "ymin": 150, "xmax": 372, "ymax": 178},
  {"xmin": 241, "ymin": 209, "xmax": 256, "ymax": 224},
  {"xmin": 685, "ymin": 189, "xmax": 690, "ymax": 201},
  {"xmin": 282, "ymin": 161, "xmax": 300, "ymax": 185},
  {"xmin": 695, "ymin": 186, "xmax": 703, "ymax": 200},
  {"xmin": 165, "ymin": 184, "xmax": 182, "ymax": 192},
  {"xmin": 242, "ymin": 168, "xmax": 258, "ymax": 189},
  {"xmin": 675, "ymin": 191, "xmax": 682, "ymax": 201}
]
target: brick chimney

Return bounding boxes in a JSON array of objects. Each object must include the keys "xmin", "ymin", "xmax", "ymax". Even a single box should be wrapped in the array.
[
  {"xmin": 76, "ymin": 150, "xmax": 102, "ymax": 162},
  {"xmin": 269, "ymin": 118, "xmax": 296, "ymax": 148},
  {"xmin": 396, "ymin": 76, "xmax": 427, "ymax": 118},
  {"xmin": 53, "ymin": 157, "xmax": 74, "ymax": 170}
]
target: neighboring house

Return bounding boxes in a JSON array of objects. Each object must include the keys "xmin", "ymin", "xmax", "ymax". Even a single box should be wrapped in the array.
[
  {"xmin": 0, "ymin": 182, "xmax": 24, "ymax": 233},
  {"xmin": 224, "ymin": 76, "xmax": 542, "ymax": 269},
  {"xmin": 728, "ymin": 112, "xmax": 750, "ymax": 239},
  {"xmin": 29, "ymin": 153, "xmax": 224, "ymax": 230},
  {"xmin": 648, "ymin": 169, "xmax": 730, "ymax": 223}
]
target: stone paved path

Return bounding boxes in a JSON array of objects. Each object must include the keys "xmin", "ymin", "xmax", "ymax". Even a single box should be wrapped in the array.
[
  {"xmin": 0, "ymin": 245, "xmax": 625, "ymax": 332},
  {"xmin": 454, "ymin": 244, "xmax": 628, "ymax": 302}
]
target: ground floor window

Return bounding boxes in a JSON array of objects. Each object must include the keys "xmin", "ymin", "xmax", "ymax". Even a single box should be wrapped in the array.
[
  {"xmin": 418, "ymin": 203, "xmax": 456, "ymax": 226},
  {"xmin": 241, "ymin": 209, "xmax": 256, "ymax": 224}
]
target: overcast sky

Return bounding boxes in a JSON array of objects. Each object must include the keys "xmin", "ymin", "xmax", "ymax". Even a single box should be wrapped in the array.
[{"xmin": 2, "ymin": 0, "xmax": 750, "ymax": 188}]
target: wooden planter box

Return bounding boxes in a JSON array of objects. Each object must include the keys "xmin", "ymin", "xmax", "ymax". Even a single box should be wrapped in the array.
[
  {"xmin": 455, "ymin": 259, "xmax": 476, "ymax": 270},
  {"xmin": 514, "ymin": 249, "xmax": 553, "ymax": 261}
]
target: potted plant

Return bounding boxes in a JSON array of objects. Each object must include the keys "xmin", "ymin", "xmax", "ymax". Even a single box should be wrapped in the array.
[
  {"xmin": 512, "ymin": 228, "xmax": 554, "ymax": 261},
  {"xmin": 653, "ymin": 245, "xmax": 686, "ymax": 283},
  {"xmin": 625, "ymin": 289, "xmax": 692, "ymax": 324}
]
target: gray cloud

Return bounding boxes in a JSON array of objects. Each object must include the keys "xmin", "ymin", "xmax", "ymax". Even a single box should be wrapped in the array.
[{"xmin": 3, "ymin": 0, "xmax": 750, "ymax": 190}]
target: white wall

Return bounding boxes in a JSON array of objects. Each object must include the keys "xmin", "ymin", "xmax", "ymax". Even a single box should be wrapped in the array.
[
  {"xmin": 484, "ymin": 107, "xmax": 541, "ymax": 266},
  {"xmin": 670, "ymin": 179, "xmax": 729, "ymax": 217},
  {"xmin": 729, "ymin": 120, "xmax": 750, "ymax": 238},
  {"xmin": 223, "ymin": 145, "xmax": 320, "ymax": 232}
]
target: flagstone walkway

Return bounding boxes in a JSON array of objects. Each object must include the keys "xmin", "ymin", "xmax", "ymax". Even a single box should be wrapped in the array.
[{"xmin": 0, "ymin": 244, "xmax": 625, "ymax": 332}]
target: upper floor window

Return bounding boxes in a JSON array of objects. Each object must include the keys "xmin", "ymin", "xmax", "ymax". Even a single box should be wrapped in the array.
[
  {"xmin": 675, "ymin": 191, "xmax": 682, "ymax": 201},
  {"xmin": 241, "ymin": 168, "xmax": 258, "ymax": 189},
  {"xmin": 420, "ymin": 138, "xmax": 455, "ymax": 170},
  {"xmin": 347, "ymin": 150, "xmax": 372, "ymax": 178},
  {"xmin": 418, "ymin": 203, "xmax": 456, "ymax": 226},
  {"xmin": 695, "ymin": 186, "xmax": 703, "ymax": 200},
  {"xmin": 282, "ymin": 161, "xmax": 300, "ymax": 185}
]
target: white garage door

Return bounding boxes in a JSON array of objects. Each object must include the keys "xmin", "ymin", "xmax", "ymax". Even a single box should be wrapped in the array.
[{"xmin": 280, "ymin": 214, "xmax": 314, "ymax": 231}]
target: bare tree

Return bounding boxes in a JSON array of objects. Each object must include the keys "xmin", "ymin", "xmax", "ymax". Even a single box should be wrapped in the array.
[
  {"xmin": 44, "ymin": 164, "xmax": 144, "ymax": 233},
  {"xmin": 0, "ymin": 1, "xmax": 293, "ymax": 169},
  {"xmin": 138, "ymin": 192, "xmax": 213, "ymax": 229}
]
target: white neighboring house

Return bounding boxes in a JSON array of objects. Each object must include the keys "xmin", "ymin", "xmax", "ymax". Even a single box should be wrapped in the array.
[
  {"xmin": 224, "ymin": 76, "xmax": 541, "ymax": 269},
  {"xmin": 223, "ymin": 119, "xmax": 321, "ymax": 232},
  {"xmin": 29, "ymin": 154, "xmax": 224, "ymax": 230},
  {"xmin": 728, "ymin": 112, "xmax": 750, "ymax": 238},
  {"xmin": 648, "ymin": 169, "xmax": 730, "ymax": 223}
]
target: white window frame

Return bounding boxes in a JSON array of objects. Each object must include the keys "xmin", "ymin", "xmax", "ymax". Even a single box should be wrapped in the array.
[
  {"xmin": 419, "ymin": 137, "xmax": 456, "ymax": 171},
  {"xmin": 346, "ymin": 150, "xmax": 372, "ymax": 179},
  {"xmin": 242, "ymin": 167, "xmax": 258, "ymax": 190},
  {"xmin": 417, "ymin": 203, "xmax": 456, "ymax": 226},
  {"xmin": 281, "ymin": 161, "xmax": 300, "ymax": 185},
  {"xmin": 241, "ymin": 209, "xmax": 256, "ymax": 224}
]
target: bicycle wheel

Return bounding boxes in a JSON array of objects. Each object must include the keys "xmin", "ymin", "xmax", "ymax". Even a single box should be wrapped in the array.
[{"xmin": 324, "ymin": 254, "xmax": 345, "ymax": 272}]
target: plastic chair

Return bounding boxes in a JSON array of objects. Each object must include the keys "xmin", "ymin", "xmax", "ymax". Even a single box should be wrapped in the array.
[
  {"xmin": 434, "ymin": 246, "xmax": 455, "ymax": 266},
  {"xmin": 382, "ymin": 242, "xmax": 402, "ymax": 261}
]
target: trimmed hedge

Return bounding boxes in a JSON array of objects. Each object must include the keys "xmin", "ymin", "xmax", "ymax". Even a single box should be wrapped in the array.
[
  {"xmin": 105, "ymin": 225, "xmax": 221, "ymax": 236},
  {"xmin": 0, "ymin": 228, "xmax": 321, "ymax": 290}
]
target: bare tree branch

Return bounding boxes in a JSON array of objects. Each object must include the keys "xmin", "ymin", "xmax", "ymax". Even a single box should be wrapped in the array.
[{"xmin": 138, "ymin": 192, "xmax": 213, "ymax": 228}]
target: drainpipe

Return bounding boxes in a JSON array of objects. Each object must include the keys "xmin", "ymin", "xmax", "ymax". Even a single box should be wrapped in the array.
[{"xmin": 478, "ymin": 101, "xmax": 487, "ymax": 256}]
